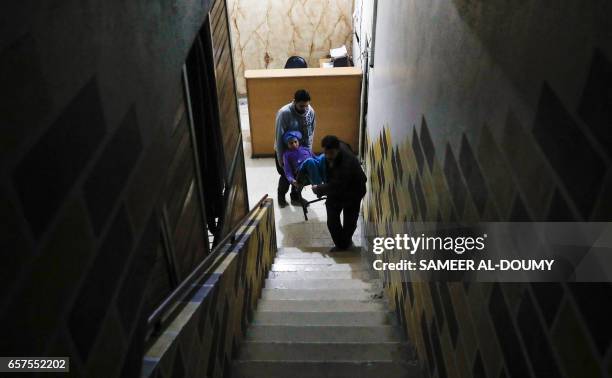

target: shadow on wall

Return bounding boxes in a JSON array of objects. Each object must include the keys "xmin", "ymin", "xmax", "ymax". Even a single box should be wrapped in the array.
[
  {"xmin": 449, "ymin": 2, "xmax": 612, "ymax": 203},
  {"xmin": 364, "ymin": 59, "xmax": 611, "ymax": 224},
  {"xmin": 450, "ymin": 0, "xmax": 612, "ymax": 105}
]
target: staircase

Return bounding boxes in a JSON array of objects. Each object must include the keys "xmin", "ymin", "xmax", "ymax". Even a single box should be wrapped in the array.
[{"xmin": 232, "ymin": 246, "xmax": 420, "ymax": 378}]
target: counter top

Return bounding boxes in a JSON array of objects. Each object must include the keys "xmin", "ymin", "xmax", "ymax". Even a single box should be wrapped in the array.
[{"xmin": 245, "ymin": 67, "xmax": 362, "ymax": 79}]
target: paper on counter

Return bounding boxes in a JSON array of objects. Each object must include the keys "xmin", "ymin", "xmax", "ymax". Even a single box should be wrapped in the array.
[{"xmin": 330, "ymin": 45, "xmax": 348, "ymax": 58}]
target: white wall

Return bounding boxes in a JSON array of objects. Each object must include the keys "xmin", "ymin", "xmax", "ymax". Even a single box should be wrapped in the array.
[{"xmin": 352, "ymin": 0, "xmax": 375, "ymax": 69}]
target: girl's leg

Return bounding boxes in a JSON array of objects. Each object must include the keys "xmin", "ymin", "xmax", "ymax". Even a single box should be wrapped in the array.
[
  {"xmin": 300, "ymin": 158, "xmax": 323, "ymax": 185},
  {"xmin": 316, "ymin": 154, "xmax": 327, "ymax": 182}
]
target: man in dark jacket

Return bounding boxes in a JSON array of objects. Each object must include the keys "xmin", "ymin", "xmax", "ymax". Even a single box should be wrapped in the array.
[{"xmin": 312, "ymin": 135, "xmax": 366, "ymax": 251}]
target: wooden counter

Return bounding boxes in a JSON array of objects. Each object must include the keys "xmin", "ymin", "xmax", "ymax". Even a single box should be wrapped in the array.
[{"xmin": 245, "ymin": 67, "xmax": 362, "ymax": 157}]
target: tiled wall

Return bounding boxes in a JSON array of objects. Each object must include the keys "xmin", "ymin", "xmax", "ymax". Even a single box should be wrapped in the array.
[
  {"xmin": 143, "ymin": 199, "xmax": 276, "ymax": 378},
  {"xmin": 227, "ymin": 0, "xmax": 354, "ymax": 94},
  {"xmin": 360, "ymin": 1, "xmax": 612, "ymax": 377},
  {"xmin": 364, "ymin": 129, "xmax": 611, "ymax": 378},
  {"xmin": 1, "ymin": 0, "xmax": 248, "ymax": 376}
]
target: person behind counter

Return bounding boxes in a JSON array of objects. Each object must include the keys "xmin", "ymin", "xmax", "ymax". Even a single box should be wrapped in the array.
[{"xmin": 274, "ymin": 89, "xmax": 316, "ymax": 208}]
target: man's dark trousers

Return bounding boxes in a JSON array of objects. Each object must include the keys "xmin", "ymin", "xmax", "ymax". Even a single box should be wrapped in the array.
[
  {"xmin": 325, "ymin": 199, "xmax": 360, "ymax": 250},
  {"xmin": 275, "ymin": 154, "xmax": 301, "ymax": 201}
]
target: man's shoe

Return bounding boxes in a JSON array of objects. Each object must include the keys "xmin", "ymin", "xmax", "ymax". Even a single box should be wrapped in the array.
[
  {"xmin": 328, "ymin": 246, "xmax": 342, "ymax": 253},
  {"xmin": 278, "ymin": 197, "xmax": 288, "ymax": 208}
]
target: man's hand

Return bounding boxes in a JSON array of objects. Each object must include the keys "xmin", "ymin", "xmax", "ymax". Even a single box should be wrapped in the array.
[
  {"xmin": 312, "ymin": 185, "xmax": 322, "ymax": 197},
  {"xmin": 290, "ymin": 179, "xmax": 298, "ymax": 187}
]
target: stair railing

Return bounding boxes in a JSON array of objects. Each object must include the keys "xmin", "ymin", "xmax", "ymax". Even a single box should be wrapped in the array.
[{"xmin": 146, "ymin": 194, "xmax": 270, "ymax": 342}]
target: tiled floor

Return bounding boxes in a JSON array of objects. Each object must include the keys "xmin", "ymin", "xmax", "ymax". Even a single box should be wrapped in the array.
[{"xmin": 239, "ymin": 98, "xmax": 361, "ymax": 249}]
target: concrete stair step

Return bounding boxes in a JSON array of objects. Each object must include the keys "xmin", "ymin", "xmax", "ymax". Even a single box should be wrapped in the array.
[
  {"xmin": 261, "ymin": 288, "xmax": 381, "ymax": 301},
  {"xmin": 276, "ymin": 248, "xmax": 359, "ymax": 255},
  {"xmin": 245, "ymin": 325, "xmax": 403, "ymax": 343},
  {"xmin": 231, "ymin": 360, "xmax": 421, "ymax": 378},
  {"xmin": 267, "ymin": 270, "xmax": 372, "ymax": 280},
  {"xmin": 277, "ymin": 247, "xmax": 361, "ymax": 254},
  {"xmin": 257, "ymin": 299, "xmax": 386, "ymax": 312},
  {"xmin": 271, "ymin": 263, "xmax": 367, "ymax": 272},
  {"xmin": 236, "ymin": 341, "xmax": 412, "ymax": 362},
  {"xmin": 277, "ymin": 249, "xmax": 361, "ymax": 256},
  {"xmin": 276, "ymin": 252, "xmax": 363, "ymax": 260},
  {"xmin": 252, "ymin": 311, "xmax": 397, "ymax": 326},
  {"xmin": 273, "ymin": 257, "xmax": 362, "ymax": 264},
  {"xmin": 265, "ymin": 278, "xmax": 372, "ymax": 290}
]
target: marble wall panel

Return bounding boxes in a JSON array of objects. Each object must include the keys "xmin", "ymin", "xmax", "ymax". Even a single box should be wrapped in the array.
[{"xmin": 228, "ymin": 0, "xmax": 354, "ymax": 94}]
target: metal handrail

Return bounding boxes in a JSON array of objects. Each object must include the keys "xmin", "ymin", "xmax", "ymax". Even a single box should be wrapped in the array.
[{"xmin": 146, "ymin": 194, "xmax": 270, "ymax": 340}]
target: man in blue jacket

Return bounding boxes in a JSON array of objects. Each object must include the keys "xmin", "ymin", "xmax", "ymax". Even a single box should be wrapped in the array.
[{"xmin": 274, "ymin": 89, "xmax": 316, "ymax": 207}]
